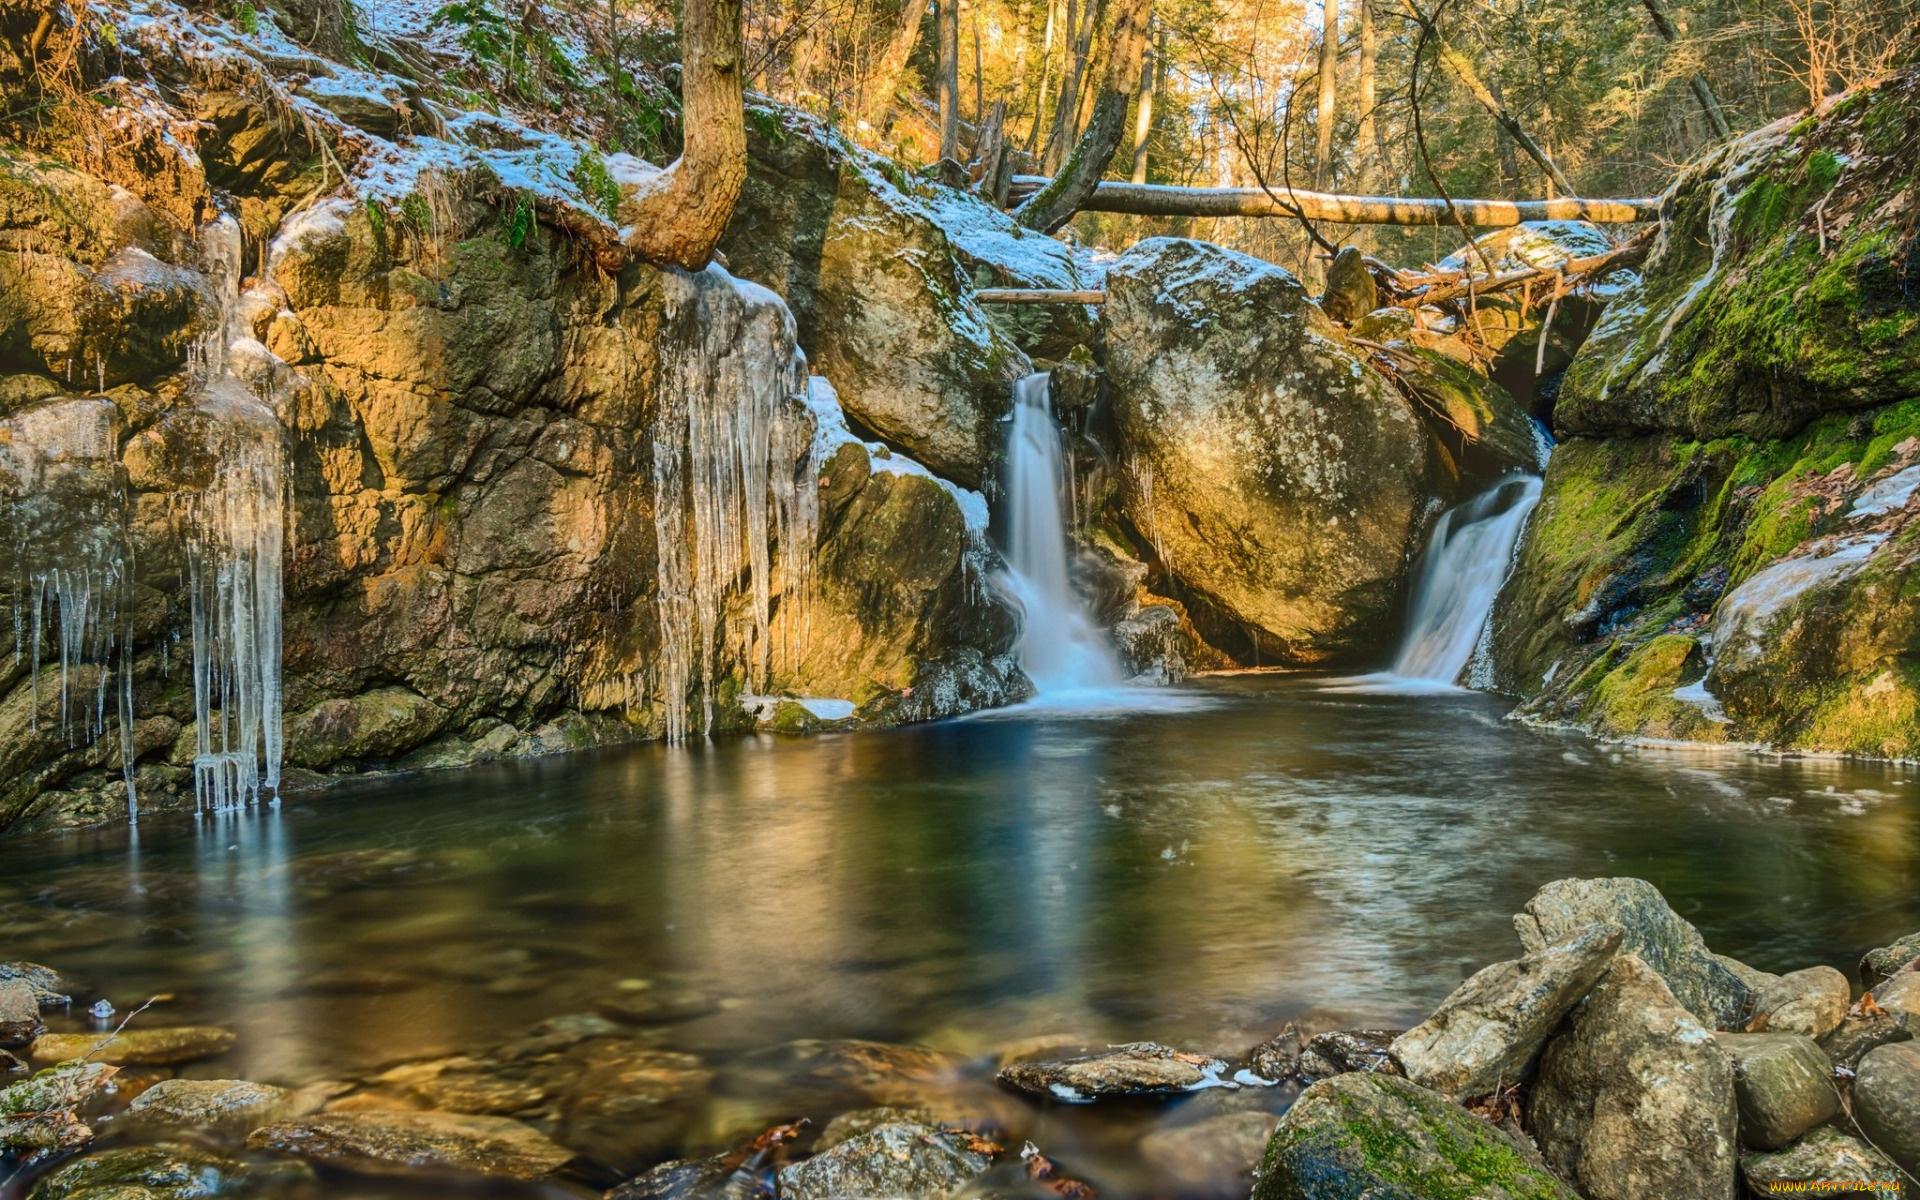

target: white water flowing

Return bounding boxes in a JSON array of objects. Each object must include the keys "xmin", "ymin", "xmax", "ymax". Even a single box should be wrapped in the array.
[
  {"xmin": 1335, "ymin": 475, "xmax": 1541, "ymax": 692},
  {"xmin": 1001, "ymin": 374, "xmax": 1123, "ymax": 696}
]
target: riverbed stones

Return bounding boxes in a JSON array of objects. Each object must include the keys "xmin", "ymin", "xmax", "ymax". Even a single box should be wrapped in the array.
[
  {"xmin": 1514, "ymin": 877, "xmax": 1752, "ymax": 1029},
  {"xmin": 124, "ymin": 1079, "xmax": 296, "ymax": 1132},
  {"xmin": 1246, "ymin": 1024, "xmax": 1304, "ymax": 1082},
  {"xmin": 0, "ymin": 981, "xmax": 44, "ymax": 1044},
  {"xmin": 0, "ymin": 962, "xmax": 70, "ymax": 1007},
  {"xmin": 1738, "ymin": 1126, "xmax": 1905, "ymax": 1200},
  {"xmin": 1863, "ymin": 932, "xmax": 1920, "ymax": 988},
  {"xmin": 996, "ymin": 1041, "xmax": 1229, "ymax": 1101},
  {"xmin": 26, "ymin": 1143, "xmax": 312, "ymax": 1199},
  {"xmin": 1747, "ymin": 967, "xmax": 1850, "ymax": 1038},
  {"xmin": 1530, "ymin": 954, "xmax": 1739, "ymax": 1200},
  {"xmin": 775, "ymin": 1123, "xmax": 996, "ymax": 1200},
  {"xmin": 554, "ymin": 1044, "xmax": 712, "ymax": 1172},
  {"xmin": 1393, "ymin": 922, "xmax": 1623, "ymax": 1099},
  {"xmin": 1141, "ymin": 1111, "xmax": 1281, "ymax": 1189},
  {"xmin": 1252, "ymin": 1072, "xmax": 1579, "ymax": 1200},
  {"xmin": 816, "ymin": 1106, "xmax": 939, "ymax": 1150},
  {"xmin": 1, "ymin": 1062, "xmax": 114, "ymax": 1154},
  {"xmin": 1853, "ymin": 1041, "xmax": 1920, "ymax": 1176},
  {"xmin": 29, "ymin": 1026, "xmax": 236, "ymax": 1066},
  {"xmin": 1820, "ymin": 1009, "xmax": 1913, "ymax": 1071},
  {"xmin": 247, "ymin": 1110, "xmax": 574, "ymax": 1179},
  {"xmin": 1103, "ymin": 237, "xmax": 1436, "ymax": 665},
  {"xmin": 1717, "ymin": 1033, "xmax": 1841, "ymax": 1150},
  {"xmin": 1298, "ymin": 1029, "xmax": 1405, "ymax": 1082}
]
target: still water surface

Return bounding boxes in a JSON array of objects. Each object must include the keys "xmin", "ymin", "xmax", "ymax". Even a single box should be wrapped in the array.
[{"xmin": 2, "ymin": 673, "xmax": 1917, "ymax": 1196}]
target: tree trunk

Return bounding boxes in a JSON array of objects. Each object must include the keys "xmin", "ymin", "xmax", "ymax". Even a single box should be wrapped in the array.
[
  {"xmin": 1434, "ymin": 36, "xmax": 1577, "ymax": 196},
  {"xmin": 1024, "ymin": 0, "xmax": 1058, "ymax": 151},
  {"xmin": 971, "ymin": 0, "xmax": 985, "ymax": 121},
  {"xmin": 1011, "ymin": 0, "xmax": 1032, "ymax": 108},
  {"xmin": 1015, "ymin": 0, "xmax": 1152, "ymax": 232},
  {"xmin": 1314, "ymin": 0, "xmax": 1339, "ymax": 190},
  {"xmin": 1639, "ymin": 0, "xmax": 1732, "ymax": 138},
  {"xmin": 862, "ymin": 0, "xmax": 934, "ymax": 130},
  {"xmin": 1357, "ymin": 0, "xmax": 1381, "ymax": 181},
  {"xmin": 938, "ymin": 0, "xmax": 961, "ymax": 160},
  {"xmin": 1004, "ymin": 176, "xmax": 1660, "ymax": 223},
  {"xmin": 1129, "ymin": 25, "xmax": 1157, "ymax": 183},
  {"xmin": 1041, "ymin": 0, "xmax": 1095, "ymax": 172},
  {"xmin": 620, "ymin": 0, "xmax": 746, "ymax": 270}
]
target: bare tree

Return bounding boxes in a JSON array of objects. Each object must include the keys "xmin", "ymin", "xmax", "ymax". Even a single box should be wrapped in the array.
[
  {"xmin": 1314, "ymin": 0, "xmax": 1339, "ymax": 189},
  {"xmin": 622, "ymin": 0, "xmax": 747, "ymax": 270},
  {"xmin": 1640, "ymin": 0, "xmax": 1731, "ymax": 138},
  {"xmin": 938, "ymin": 0, "xmax": 961, "ymax": 158},
  {"xmin": 1357, "ymin": 0, "xmax": 1384, "ymax": 181},
  {"xmin": 1130, "ymin": 22, "xmax": 1159, "ymax": 182},
  {"xmin": 862, "ymin": 0, "xmax": 934, "ymax": 129},
  {"xmin": 1016, "ymin": 0, "xmax": 1153, "ymax": 230}
]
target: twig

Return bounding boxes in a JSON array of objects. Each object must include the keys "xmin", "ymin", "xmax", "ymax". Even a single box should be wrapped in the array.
[{"xmin": 80, "ymin": 996, "xmax": 160, "ymax": 1063}]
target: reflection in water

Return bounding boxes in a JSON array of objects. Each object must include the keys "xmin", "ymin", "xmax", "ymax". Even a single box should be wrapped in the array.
[{"xmin": 1, "ymin": 674, "xmax": 1916, "ymax": 1193}]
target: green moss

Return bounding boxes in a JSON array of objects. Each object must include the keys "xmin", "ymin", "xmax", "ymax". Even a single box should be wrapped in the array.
[{"xmin": 1580, "ymin": 634, "xmax": 1724, "ymax": 741}]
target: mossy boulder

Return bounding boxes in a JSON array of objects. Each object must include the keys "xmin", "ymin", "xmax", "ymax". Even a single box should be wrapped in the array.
[
  {"xmin": 1557, "ymin": 67, "xmax": 1920, "ymax": 441},
  {"xmin": 28, "ymin": 1144, "xmax": 311, "ymax": 1199},
  {"xmin": 1252, "ymin": 1072, "xmax": 1579, "ymax": 1200},
  {"xmin": 1104, "ymin": 238, "xmax": 1437, "ymax": 665},
  {"xmin": 1384, "ymin": 344, "xmax": 1543, "ymax": 491}
]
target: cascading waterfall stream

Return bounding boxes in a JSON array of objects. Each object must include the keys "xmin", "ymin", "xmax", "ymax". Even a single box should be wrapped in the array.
[
  {"xmin": 1352, "ymin": 474, "xmax": 1542, "ymax": 690},
  {"xmin": 1001, "ymin": 374, "xmax": 1123, "ymax": 694}
]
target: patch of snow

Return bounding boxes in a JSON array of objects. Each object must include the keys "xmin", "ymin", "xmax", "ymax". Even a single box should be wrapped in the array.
[
  {"xmin": 1713, "ymin": 535, "xmax": 1887, "ymax": 670},
  {"xmin": 1849, "ymin": 464, "xmax": 1920, "ymax": 518},
  {"xmin": 867, "ymin": 444, "xmax": 992, "ymax": 532},
  {"xmin": 1048, "ymin": 1083, "xmax": 1091, "ymax": 1103},
  {"xmin": 1671, "ymin": 678, "xmax": 1731, "ymax": 723},
  {"xmin": 797, "ymin": 698, "xmax": 855, "ymax": 720}
]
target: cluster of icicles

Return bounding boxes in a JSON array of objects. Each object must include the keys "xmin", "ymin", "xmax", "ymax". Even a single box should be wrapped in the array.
[{"xmin": 4, "ymin": 216, "xmax": 287, "ymax": 820}]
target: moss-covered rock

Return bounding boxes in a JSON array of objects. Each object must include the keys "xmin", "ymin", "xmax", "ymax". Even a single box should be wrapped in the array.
[
  {"xmin": 1253, "ymin": 1072, "xmax": 1579, "ymax": 1200},
  {"xmin": 28, "ymin": 1143, "xmax": 311, "ymax": 1199},
  {"xmin": 1104, "ymin": 237, "xmax": 1437, "ymax": 664}
]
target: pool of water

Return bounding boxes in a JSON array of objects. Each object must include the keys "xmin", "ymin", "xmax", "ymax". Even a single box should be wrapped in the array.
[{"xmin": 3, "ymin": 672, "xmax": 1917, "ymax": 1196}]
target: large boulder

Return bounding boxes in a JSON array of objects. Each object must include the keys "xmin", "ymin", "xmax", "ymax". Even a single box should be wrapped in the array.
[
  {"xmin": 1739, "ymin": 1126, "xmax": 1905, "ymax": 1199},
  {"xmin": 1252, "ymin": 1072, "xmax": 1580, "ymax": 1200},
  {"xmin": 1530, "ymin": 955, "xmax": 1739, "ymax": 1200},
  {"xmin": 1853, "ymin": 1040, "xmax": 1920, "ymax": 1177},
  {"xmin": 1393, "ymin": 922, "xmax": 1623, "ymax": 1099},
  {"xmin": 1514, "ymin": 878, "xmax": 1751, "ymax": 1029},
  {"xmin": 720, "ymin": 102, "xmax": 1051, "ymax": 487},
  {"xmin": 1863, "ymin": 931, "xmax": 1920, "ymax": 987},
  {"xmin": 1716, "ymin": 1032, "xmax": 1840, "ymax": 1150},
  {"xmin": 1104, "ymin": 238, "xmax": 1437, "ymax": 664},
  {"xmin": 1747, "ymin": 966, "xmax": 1849, "ymax": 1038}
]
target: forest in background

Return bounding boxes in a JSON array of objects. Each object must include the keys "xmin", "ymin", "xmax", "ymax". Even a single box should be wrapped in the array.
[{"xmin": 328, "ymin": 0, "xmax": 1919, "ymax": 276}]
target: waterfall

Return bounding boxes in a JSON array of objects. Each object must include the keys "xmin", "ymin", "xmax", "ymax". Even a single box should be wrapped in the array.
[
  {"xmin": 1001, "ymin": 374, "xmax": 1122, "ymax": 694},
  {"xmin": 181, "ymin": 216, "xmax": 288, "ymax": 811},
  {"xmin": 1382, "ymin": 475, "xmax": 1542, "ymax": 688},
  {"xmin": 650, "ymin": 266, "xmax": 820, "ymax": 741}
]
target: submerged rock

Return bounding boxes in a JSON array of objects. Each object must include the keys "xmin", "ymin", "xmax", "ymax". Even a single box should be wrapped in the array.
[
  {"xmin": 1514, "ymin": 877, "xmax": 1751, "ymax": 1029},
  {"xmin": 815, "ymin": 1106, "xmax": 939, "ymax": 1150},
  {"xmin": 1531, "ymin": 955, "xmax": 1738, "ymax": 1200},
  {"xmin": 1717, "ymin": 1032, "xmax": 1840, "ymax": 1150},
  {"xmin": 1103, "ymin": 237, "xmax": 1435, "ymax": 665},
  {"xmin": 30, "ymin": 1026, "xmax": 236, "ymax": 1067},
  {"xmin": 776, "ymin": 1123, "xmax": 996, "ymax": 1200},
  {"xmin": 247, "ymin": 1110, "xmax": 574, "ymax": 1179},
  {"xmin": 1140, "ymin": 1110, "xmax": 1281, "ymax": 1191},
  {"xmin": 1739, "ymin": 1126, "xmax": 1904, "ymax": 1199},
  {"xmin": 996, "ymin": 1041, "xmax": 1229, "ymax": 1101},
  {"xmin": 1393, "ymin": 922, "xmax": 1623, "ymax": 1099},
  {"xmin": 1298, "ymin": 1029, "xmax": 1405, "ymax": 1082},
  {"xmin": 1252, "ymin": 1072, "xmax": 1579, "ymax": 1200},
  {"xmin": 1853, "ymin": 1041, "xmax": 1920, "ymax": 1176},
  {"xmin": 1747, "ymin": 966, "xmax": 1849, "ymax": 1038},
  {"xmin": 554, "ymin": 1043, "xmax": 712, "ymax": 1173},
  {"xmin": 26, "ymin": 1143, "xmax": 312, "ymax": 1199}
]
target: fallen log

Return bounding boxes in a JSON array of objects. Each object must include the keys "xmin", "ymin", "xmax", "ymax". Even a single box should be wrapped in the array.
[
  {"xmin": 1004, "ymin": 176, "xmax": 1660, "ymax": 225},
  {"xmin": 974, "ymin": 288, "xmax": 1107, "ymax": 304}
]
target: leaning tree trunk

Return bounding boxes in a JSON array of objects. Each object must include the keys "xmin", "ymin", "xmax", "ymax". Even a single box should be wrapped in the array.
[
  {"xmin": 1639, "ymin": 0, "xmax": 1731, "ymax": 138},
  {"xmin": 1015, "ymin": 0, "xmax": 1151, "ymax": 232},
  {"xmin": 1434, "ymin": 35, "xmax": 1577, "ymax": 196},
  {"xmin": 620, "ymin": 0, "xmax": 746, "ymax": 270},
  {"xmin": 862, "ymin": 0, "xmax": 935, "ymax": 130}
]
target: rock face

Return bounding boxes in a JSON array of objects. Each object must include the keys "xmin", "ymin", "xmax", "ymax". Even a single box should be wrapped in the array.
[
  {"xmin": 0, "ymin": 17, "xmax": 1028, "ymax": 837},
  {"xmin": 1748, "ymin": 967, "xmax": 1850, "ymax": 1038},
  {"xmin": 721, "ymin": 101, "xmax": 1065, "ymax": 488},
  {"xmin": 1514, "ymin": 877, "xmax": 1751, "ymax": 1029},
  {"xmin": 1739, "ymin": 1126, "xmax": 1904, "ymax": 1200},
  {"xmin": 1103, "ymin": 238, "xmax": 1437, "ymax": 664},
  {"xmin": 1488, "ymin": 64, "xmax": 1920, "ymax": 757},
  {"xmin": 1252, "ymin": 1072, "xmax": 1579, "ymax": 1200},
  {"xmin": 775, "ymin": 1123, "xmax": 996, "ymax": 1200},
  {"xmin": 247, "ymin": 1110, "xmax": 573, "ymax": 1180},
  {"xmin": 1853, "ymin": 1040, "xmax": 1920, "ymax": 1177},
  {"xmin": 1530, "ymin": 955, "xmax": 1739, "ymax": 1200},
  {"xmin": 996, "ymin": 1042, "xmax": 1228, "ymax": 1100},
  {"xmin": 1716, "ymin": 1033, "xmax": 1840, "ymax": 1150},
  {"xmin": 1393, "ymin": 921, "xmax": 1623, "ymax": 1099}
]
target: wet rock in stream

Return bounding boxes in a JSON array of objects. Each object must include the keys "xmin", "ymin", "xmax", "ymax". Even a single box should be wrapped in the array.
[
  {"xmin": 0, "ymin": 1061, "xmax": 115, "ymax": 1155},
  {"xmin": 776, "ymin": 1123, "xmax": 997, "ymax": 1200},
  {"xmin": 247, "ymin": 1109, "xmax": 575, "ymax": 1179},
  {"xmin": 1745, "ymin": 966, "xmax": 1850, "ymax": 1038},
  {"xmin": 1862, "ymin": 932, "xmax": 1920, "ymax": 988},
  {"xmin": 0, "ymin": 981, "xmax": 46, "ymax": 1044},
  {"xmin": 815, "ymin": 1106, "xmax": 940, "ymax": 1150},
  {"xmin": 0, "ymin": 962, "xmax": 72, "ymax": 1008},
  {"xmin": 997, "ymin": 1042, "xmax": 1231, "ymax": 1101},
  {"xmin": 26, "ymin": 1143, "xmax": 313, "ymax": 1199},
  {"xmin": 1297, "ymin": 1030, "xmax": 1405, "ymax": 1082},
  {"xmin": 124, "ymin": 1079, "xmax": 302, "ymax": 1133},
  {"xmin": 1820, "ymin": 1008, "xmax": 1913, "ymax": 1072},
  {"xmin": 1717, "ymin": 1032, "xmax": 1840, "ymax": 1150},
  {"xmin": 1853, "ymin": 1040, "xmax": 1920, "ymax": 1177},
  {"xmin": 1140, "ymin": 1110, "xmax": 1282, "ymax": 1191},
  {"xmin": 29, "ymin": 1026, "xmax": 236, "ymax": 1067}
]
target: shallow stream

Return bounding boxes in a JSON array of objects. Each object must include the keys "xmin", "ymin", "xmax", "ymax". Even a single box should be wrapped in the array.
[{"xmin": 3, "ymin": 674, "xmax": 1917, "ymax": 1196}]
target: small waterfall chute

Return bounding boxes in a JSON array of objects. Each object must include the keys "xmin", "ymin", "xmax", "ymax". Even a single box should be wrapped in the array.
[
  {"xmin": 1334, "ymin": 474, "xmax": 1541, "ymax": 692},
  {"xmin": 999, "ymin": 373, "xmax": 1123, "ymax": 697}
]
